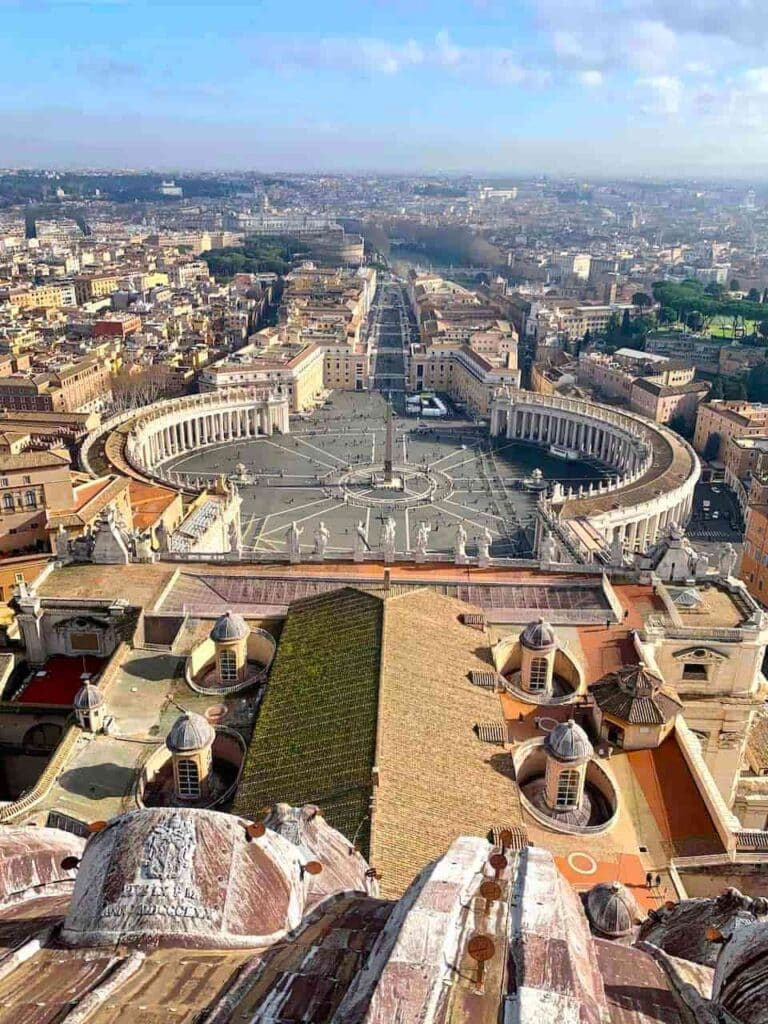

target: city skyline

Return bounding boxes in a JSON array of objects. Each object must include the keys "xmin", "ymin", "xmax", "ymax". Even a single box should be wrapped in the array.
[{"xmin": 4, "ymin": 0, "xmax": 768, "ymax": 177}]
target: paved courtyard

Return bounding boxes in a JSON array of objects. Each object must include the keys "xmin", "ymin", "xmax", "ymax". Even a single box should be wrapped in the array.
[{"xmin": 166, "ymin": 391, "xmax": 611, "ymax": 557}]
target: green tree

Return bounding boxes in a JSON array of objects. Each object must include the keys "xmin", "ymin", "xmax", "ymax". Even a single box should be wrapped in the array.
[
  {"xmin": 747, "ymin": 362, "xmax": 768, "ymax": 402},
  {"xmin": 668, "ymin": 414, "xmax": 689, "ymax": 436},
  {"xmin": 687, "ymin": 310, "xmax": 704, "ymax": 332},
  {"xmin": 724, "ymin": 376, "xmax": 748, "ymax": 400},
  {"xmin": 705, "ymin": 281, "xmax": 725, "ymax": 299},
  {"xmin": 762, "ymin": 287, "xmax": 768, "ymax": 304},
  {"xmin": 658, "ymin": 305, "xmax": 676, "ymax": 324},
  {"xmin": 632, "ymin": 292, "xmax": 653, "ymax": 308},
  {"xmin": 605, "ymin": 312, "xmax": 622, "ymax": 346},
  {"xmin": 621, "ymin": 309, "xmax": 632, "ymax": 335},
  {"xmin": 702, "ymin": 432, "xmax": 721, "ymax": 461},
  {"xmin": 730, "ymin": 279, "xmax": 741, "ymax": 291},
  {"xmin": 710, "ymin": 375, "xmax": 725, "ymax": 399},
  {"xmin": 748, "ymin": 287, "xmax": 762, "ymax": 302},
  {"xmin": 758, "ymin": 321, "xmax": 768, "ymax": 340}
]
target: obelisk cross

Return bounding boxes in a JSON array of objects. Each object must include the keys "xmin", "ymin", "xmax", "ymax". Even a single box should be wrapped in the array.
[{"xmin": 383, "ymin": 396, "xmax": 394, "ymax": 485}]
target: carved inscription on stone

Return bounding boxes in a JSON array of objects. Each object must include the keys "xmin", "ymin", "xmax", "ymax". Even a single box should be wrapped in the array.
[{"xmin": 103, "ymin": 813, "xmax": 215, "ymax": 921}]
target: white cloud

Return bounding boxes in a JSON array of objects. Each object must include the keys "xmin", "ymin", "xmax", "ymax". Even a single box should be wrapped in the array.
[
  {"xmin": 636, "ymin": 74, "xmax": 683, "ymax": 114},
  {"xmin": 256, "ymin": 32, "xmax": 547, "ymax": 88},
  {"xmin": 578, "ymin": 70, "xmax": 604, "ymax": 87}
]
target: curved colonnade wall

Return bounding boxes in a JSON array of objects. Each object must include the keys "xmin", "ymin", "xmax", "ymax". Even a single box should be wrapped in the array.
[
  {"xmin": 490, "ymin": 390, "xmax": 700, "ymax": 555},
  {"xmin": 84, "ymin": 388, "xmax": 290, "ymax": 491}
]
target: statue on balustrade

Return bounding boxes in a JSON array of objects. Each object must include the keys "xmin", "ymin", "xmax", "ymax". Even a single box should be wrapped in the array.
[
  {"xmin": 477, "ymin": 526, "xmax": 493, "ymax": 562},
  {"xmin": 381, "ymin": 516, "xmax": 397, "ymax": 559},
  {"xmin": 313, "ymin": 521, "xmax": 330, "ymax": 558},
  {"xmin": 286, "ymin": 521, "xmax": 304, "ymax": 559},
  {"xmin": 414, "ymin": 520, "xmax": 430, "ymax": 558},
  {"xmin": 718, "ymin": 543, "xmax": 738, "ymax": 578},
  {"xmin": 454, "ymin": 522, "xmax": 468, "ymax": 562}
]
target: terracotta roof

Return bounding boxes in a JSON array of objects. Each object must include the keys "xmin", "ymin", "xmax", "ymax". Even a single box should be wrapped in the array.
[
  {"xmin": 590, "ymin": 664, "xmax": 683, "ymax": 725},
  {"xmin": 372, "ymin": 588, "xmax": 522, "ymax": 897},
  {"xmin": 0, "ymin": 449, "xmax": 70, "ymax": 471},
  {"xmin": 128, "ymin": 479, "xmax": 178, "ymax": 531}
]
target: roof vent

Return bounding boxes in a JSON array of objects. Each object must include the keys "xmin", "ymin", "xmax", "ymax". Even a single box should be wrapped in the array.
[
  {"xmin": 461, "ymin": 612, "xmax": 487, "ymax": 631},
  {"xmin": 469, "ymin": 670, "xmax": 498, "ymax": 690},
  {"xmin": 474, "ymin": 722, "xmax": 505, "ymax": 744}
]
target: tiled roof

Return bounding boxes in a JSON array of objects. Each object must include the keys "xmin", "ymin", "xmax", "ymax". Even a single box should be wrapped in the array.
[
  {"xmin": 590, "ymin": 667, "xmax": 682, "ymax": 725},
  {"xmin": 372, "ymin": 588, "xmax": 522, "ymax": 897},
  {"xmin": 233, "ymin": 587, "xmax": 383, "ymax": 854}
]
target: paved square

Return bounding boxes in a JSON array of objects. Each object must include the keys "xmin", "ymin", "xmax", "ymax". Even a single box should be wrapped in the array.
[{"xmin": 166, "ymin": 391, "xmax": 611, "ymax": 557}]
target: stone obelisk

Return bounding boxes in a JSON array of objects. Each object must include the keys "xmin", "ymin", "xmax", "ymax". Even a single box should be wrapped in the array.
[{"xmin": 383, "ymin": 398, "xmax": 394, "ymax": 485}]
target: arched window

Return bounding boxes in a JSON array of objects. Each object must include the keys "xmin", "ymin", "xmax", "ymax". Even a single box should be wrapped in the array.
[
  {"xmin": 219, "ymin": 648, "xmax": 238, "ymax": 684},
  {"xmin": 528, "ymin": 656, "xmax": 548, "ymax": 691},
  {"xmin": 177, "ymin": 758, "xmax": 200, "ymax": 799},
  {"xmin": 23, "ymin": 722, "xmax": 63, "ymax": 752},
  {"xmin": 24, "ymin": 490, "xmax": 36, "ymax": 508},
  {"xmin": 2, "ymin": 494, "xmax": 12, "ymax": 511},
  {"xmin": 556, "ymin": 769, "xmax": 581, "ymax": 809}
]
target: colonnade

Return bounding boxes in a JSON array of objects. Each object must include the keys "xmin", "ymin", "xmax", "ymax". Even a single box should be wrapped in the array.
[
  {"xmin": 490, "ymin": 390, "xmax": 700, "ymax": 558},
  {"xmin": 123, "ymin": 389, "xmax": 290, "ymax": 477},
  {"xmin": 496, "ymin": 404, "xmax": 647, "ymax": 478}
]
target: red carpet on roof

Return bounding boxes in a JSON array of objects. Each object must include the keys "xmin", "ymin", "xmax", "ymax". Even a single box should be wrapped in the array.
[{"xmin": 18, "ymin": 655, "xmax": 106, "ymax": 705}]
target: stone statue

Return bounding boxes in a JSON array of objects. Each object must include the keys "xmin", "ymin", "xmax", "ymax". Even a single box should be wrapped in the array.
[
  {"xmin": 414, "ymin": 521, "xmax": 430, "ymax": 557},
  {"xmin": 540, "ymin": 530, "xmax": 557, "ymax": 563},
  {"xmin": 155, "ymin": 521, "xmax": 169, "ymax": 553},
  {"xmin": 355, "ymin": 519, "xmax": 370, "ymax": 555},
  {"xmin": 719, "ymin": 543, "xmax": 738, "ymax": 578},
  {"xmin": 313, "ymin": 520, "xmax": 330, "ymax": 558},
  {"xmin": 667, "ymin": 521, "xmax": 684, "ymax": 542},
  {"xmin": 694, "ymin": 550, "xmax": 710, "ymax": 578},
  {"xmin": 454, "ymin": 522, "xmax": 468, "ymax": 563},
  {"xmin": 286, "ymin": 521, "xmax": 303, "ymax": 559},
  {"xmin": 135, "ymin": 530, "xmax": 155, "ymax": 563},
  {"xmin": 53, "ymin": 523, "xmax": 70, "ymax": 558},
  {"xmin": 550, "ymin": 481, "xmax": 565, "ymax": 504},
  {"xmin": 381, "ymin": 515, "xmax": 397, "ymax": 560},
  {"xmin": 610, "ymin": 534, "xmax": 625, "ymax": 566},
  {"xmin": 228, "ymin": 516, "xmax": 242, "ymax": 557},
  {"xmin": 477, "ymin": 526, "xmax": 493, "ymax": 561}
]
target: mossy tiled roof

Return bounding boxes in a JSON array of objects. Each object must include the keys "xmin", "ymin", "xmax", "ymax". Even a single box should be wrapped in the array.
[{"xmin": 234, "ymin": 587, "xmax": 383, "ymax": 854}]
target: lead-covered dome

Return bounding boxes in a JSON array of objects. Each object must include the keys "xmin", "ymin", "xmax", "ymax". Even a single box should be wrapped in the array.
[
  {"xmin": 713, "ymin": 918, "xmax": 768, "ymax": 1023},
  {"xmin": 60, "ymin": 807, "xmax": 305, "ymax": 949},
  {"xmin": 545, "ymin": 719, "xmax": 593, "ymax": 763},
  {"xmin": 166, "ymin": 712, "xmax": 215, "ymax": 754},
  {"xmin": 586, "ymin": 881, "xmax": 638, "ymax": 938},
  {"xmin": 73, "ymin": 682, "xmax": 104, "ymax": 710},
  {"xmin": 210, "ymin": 611, "xmax": 249, "ymax": 643},
  {"xmin": 520, "ymin": 618, "xmax": 556, "ymax": 651}
]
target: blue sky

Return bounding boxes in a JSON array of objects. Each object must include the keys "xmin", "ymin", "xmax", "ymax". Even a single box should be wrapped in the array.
[{"xmin": 2, "ymin": 0, "xmax": 768, "ymax": 176}]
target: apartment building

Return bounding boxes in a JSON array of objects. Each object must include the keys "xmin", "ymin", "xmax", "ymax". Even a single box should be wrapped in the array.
[
  {"xmin": 0, "ymin": 448, "xmax": 73, "ymax": 553},
  {"xmin": 199, "ymin": 343, "xmax": 325, "ymax": 412},
  {"xmin": 0, "ymin": 356, "xmax": 112, "ymax": 414},
  {"xmin": 646, "ymin": 332, "xmax": 723, "ymax": 373},
  {"xmin": 693, "ymin": 400, "xmax": 768, "ymax": 456},
  {"xmin": 1, "ymin": 282, "xmax": 76, "ymax": 309},
  {"xmin": 578, "ymin": 348, "xmax": 709, "ymax": 428},
  {"xmin": 73, "ymin": 273, "xmax": 120, "ymax": 304},
  {"xmin": 408, "ymin": 342, "xmax": 520, "ymax": 416},
  {"xmin": 526, "ymin": 300, "xmax": 640, "ymax": 341}
]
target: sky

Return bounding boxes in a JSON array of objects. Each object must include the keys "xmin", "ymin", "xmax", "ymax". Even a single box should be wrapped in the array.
[{"xmin": 2, "ymin": 0, "xmax": 768, "ymax": 177}]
